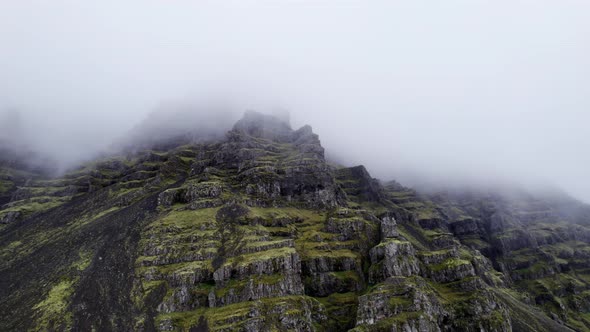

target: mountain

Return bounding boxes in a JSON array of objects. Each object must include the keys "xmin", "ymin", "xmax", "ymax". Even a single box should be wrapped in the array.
[{"xmin": 1, "ymin": 111, "xmax": 590, "ymax": 331}]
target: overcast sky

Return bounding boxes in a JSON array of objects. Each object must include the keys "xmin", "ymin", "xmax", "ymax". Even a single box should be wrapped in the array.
[{"xmin": 0, "ymin": 1, "xmax": 589, "ymax": 202}]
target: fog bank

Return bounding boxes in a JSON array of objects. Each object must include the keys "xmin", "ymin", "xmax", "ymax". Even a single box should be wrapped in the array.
[{"xmin": 1, "ymin": 1, "xmax": 589, "ymax": 202}]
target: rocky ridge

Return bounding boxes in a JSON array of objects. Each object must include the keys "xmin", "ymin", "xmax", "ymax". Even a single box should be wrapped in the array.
[{"xmin": 0, "ymin": 111, "xmax": 589, "ymax": 331}]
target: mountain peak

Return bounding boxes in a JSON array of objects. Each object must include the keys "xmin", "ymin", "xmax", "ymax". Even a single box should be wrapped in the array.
[
  {"xmin": 232, "ymin": 110, "xmax": 293, "ymax": 142},
  {"xmin": 3, "ymin": 111, "xmax": 590, "ymax": 332},
  {"xmin": 230, "ymin": 111, "xmax": 324, "ymax": 158}
]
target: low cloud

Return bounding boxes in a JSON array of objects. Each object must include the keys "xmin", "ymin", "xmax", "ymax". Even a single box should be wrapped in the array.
[{"xmin": 1, "ymin": 1, "xmax": 589, "ymax": 202}]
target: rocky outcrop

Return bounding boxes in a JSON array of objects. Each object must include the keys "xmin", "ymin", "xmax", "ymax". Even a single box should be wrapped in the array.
[
  {"xmin": 369, "ymin": 240, "xmax": 420, "ymax": 283},
  {"xmin": 202, "ymin": 111, "xmax": 346, "ymax": 208},
  {"xmin": 426, "ymin": 258, "xmax": 476, "ymax": 283},
  {"xmin": 324, "ymin": 208, "xmax": 380, "ymax": 253},
  {"xmin": 379, "ymin": 213, "xmax": 399, "ymax": 238},
  {"xmin": 334, "ymin": 165, "xmax": 385, "ymax": 203},
  {"xmin": 355, "ymin": 277, "xmax": 446, "ymax": 331},
  {"xmin": 355, "ymin": 276, "xmax": 511, "ymax": 332},
  {"xmin": 213, "ymin": 251, "xmax": 301, "ymax": 284},
  {"xmin": 209, "ymin": 274, "xmax": 304, "ymax": 307},
  {"xmin": 302, "ymin": 255, "xmax": 361, "ymax": 275},
  {"xmin": 157, "ymin": 181, "xmax": 225, "ymax": 208}
]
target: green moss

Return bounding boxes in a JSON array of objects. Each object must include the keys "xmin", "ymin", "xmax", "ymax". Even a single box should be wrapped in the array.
[
  {"xmin": 156, "ymin": 295, "xmax": 321, "ymax": 330},
  {"xmin": 1, "ymin": 197, "xmax": 67, "ymax": 216},
  {"xmin": 256, "ymin": 273, "xmax": 285, "ymax": 285},
  {"xmin": 72, "ymin": 250, "xmax": 92, "ymax": 271},
  {"xmin": 226, "ymin": 247, "xmax": 296, "ymax": 267},
  {"xmin": 24, "ymin": 186, "xmax": 68, "ymax": 196},
  {"xmin": 359, "ymin": 201, "xmax": 391, "ymax": 216},
  {"xmin": 142, "ymin": 280, "xmax": 166, "ymax": 294},
  {"xmin": 179, "ymin": 156, "xmax": 194, "ymax": 164},
  {"xmin": 422, "ymin": 229, "xmax": 451, "ymax": 238},
  {"xmin": 302, "ymin": 248, "xmax": 360, "ymax": 260},
  {"xmin": 6, "ymin": 240, "xmax": 22, "ymax": 249},
  {"xmin": 430, "ymin": 258, "xmax": 471, "ymax": 272},
  {"xmin": 244, "ymin": 239, "xmax": 290, "ymax": 249},
  {"xmin": 0, "ymin": 240, "xmax": 23, "ymax": 262},
  {"xmin": 156, "ymin": 208, "xmax": 219, "ymax": 228},
  {"xmin": 0, "ymin": 179, "xmax": 14, "ymax": 193},
  {"xmin": 248, "ymin": 207, "xmax": 324, "ymax": 221},
  {"xmin": 513, "ymin": 262, "xmax": 550, "ymax": 277},
  {"xmin": 429, "ymin": 279, "xmax": 475, "ymax": 303},
  {"xmin": 376, "ymin": 238, "xmax": 411, "ymax": 248},
  {"xmin": 141, "ymin": 260, "xmax": 212, "ymax": 277},
  {"xmin": 388, "ymin": 296, "xmax": 412, "ymax": 308},
  {"xmin": 315, "ymin": 292, "xmax": 358, "ymax": 330},
  {"xmin": 214, "ymin": 278, "xmax": 249, "ymax": 298},
  {"xmin": 33, "ymin": 279, "xmax": 76, "ymax": 330}
]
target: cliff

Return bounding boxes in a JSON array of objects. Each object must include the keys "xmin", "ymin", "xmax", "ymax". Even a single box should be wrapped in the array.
[{"xmin": 0, "ymin": 111, "xmax": 588, "ymax": 331}]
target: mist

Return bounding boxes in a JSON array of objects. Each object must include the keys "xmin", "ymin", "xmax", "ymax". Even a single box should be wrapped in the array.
[{"xmin": 1, "ymin": 1, "xmax": 589, "ymax": 202}]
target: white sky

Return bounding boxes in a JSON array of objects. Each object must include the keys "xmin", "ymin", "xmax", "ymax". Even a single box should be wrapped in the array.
[{"xmin": 1, "ymin": 1, "xmax": 589, "ymax": 201}]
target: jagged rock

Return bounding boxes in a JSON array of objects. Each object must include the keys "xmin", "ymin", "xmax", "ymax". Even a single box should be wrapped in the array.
[
  {"xmin": 492, "ymin": 228, "xmax": 538, "ymax": 254},
  {"xmin": 157, "ymin": 285, "xmax": 209, "ymax": 313},
  {"xmin": 305, "ymin": 271, "xmax": 364, "ymax": 296},
  {"xmin": 157, "ymin": 181, "xmax": 225, "ymax": 208},
  {"xmin": 302, "ymin": 255, "xmax": 360, "ymax": 275},
  {"xmin": 417, "ymin": 248, "xmax": 459, "ymax": 266},
  {"xmin": 379, "ymin": 213, "xmax": 399, "ymax": 238},
  {"xmin": 430, "ymin": 233, "xmax": 458, "ymax": 249},
  {"xmin": 369, "ymin": 239, "xmax": 420, "ymax": 283},
  {"xmin": 355, "ymin": 277, "xmax": 511, "ymax": 332},
  {"xmin": 213, "ymin": 252, "xmax": 301, "ymax": 284},
  {"xmin": 335, "ymin": 165, "xmax": 384, "ymax": 203},
  {"xmin": 325, "ymin": 214, "xmax": 379, "ymax": 243},
  {"xmin": 206, "ymin": 112, "xmax": 346, "ymax": 208},
  {"xmin": 355, "ymin": 277, "xmax": 446, "ymax": 331},
  {"xmin": 469, "ymin": 251, "xmax": 505, "ymax": 286},
  {"xmin": 426, "ymin": 258, "xmax": 476, "ymax": 283},
  {"xmin": 185, "ymin": 182, "xmax": 224, "ymax": 200},
  {"xmin": 209, "ymin": 273, "xmax": 304, "ymax": 307},
  {"xmin": 157, "ymin": 188, "xmax": 179, "ymax": 207}
]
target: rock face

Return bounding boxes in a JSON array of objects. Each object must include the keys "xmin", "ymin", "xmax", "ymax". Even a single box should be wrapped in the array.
[
  {"xmin": 369, "ymin": 239, "xmax": 420, "ymax": 282},
  {"xmin": 0, "ymin": 111, "xmax": 589, "ymax": 332},
  {"xmin": 335, "ymin": 165, "xmax": 384, "ymax": 203}
]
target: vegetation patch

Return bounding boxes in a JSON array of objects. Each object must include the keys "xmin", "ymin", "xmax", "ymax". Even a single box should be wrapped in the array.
[{"xmin": 33, "ymin": 279, "xmax": 76, "ymax": 330}]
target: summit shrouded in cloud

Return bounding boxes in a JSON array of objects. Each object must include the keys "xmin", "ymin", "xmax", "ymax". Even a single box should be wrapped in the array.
[
  {"xmin": 4, "ymin": 2, "xmax": 590, "ymax": 331},
  {"xmin": 2, "ymin": 108, "xmax": 590, "ymax": 331},
  {"xmin": 0, "ymin": 1, "xmax": 589, "ymax": 202}
]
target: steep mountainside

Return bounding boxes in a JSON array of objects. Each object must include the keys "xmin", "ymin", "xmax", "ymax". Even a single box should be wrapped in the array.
[{"xmin": 1, "ymin": 111, "xmax": 590, "ymax": 331}]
